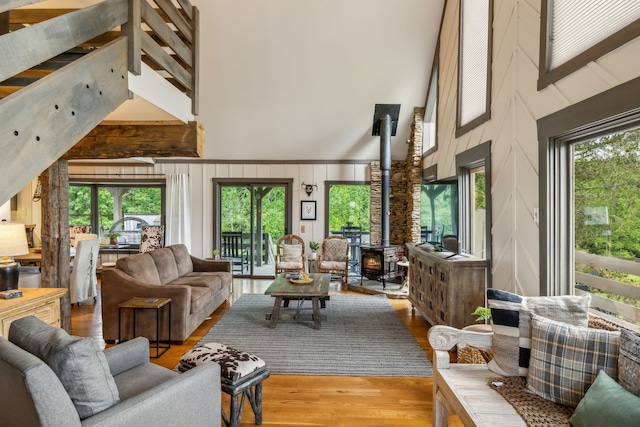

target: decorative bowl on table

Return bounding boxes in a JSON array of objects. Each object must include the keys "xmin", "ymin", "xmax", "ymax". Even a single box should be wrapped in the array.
[{"xmin": 290, "ymin": 277, "xmax": 313, "ymax": 284}]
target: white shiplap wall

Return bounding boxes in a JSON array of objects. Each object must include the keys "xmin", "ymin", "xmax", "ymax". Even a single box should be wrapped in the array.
[{"xmin": 427, "ymin": 0, "xmax": 640, "ymax": 296}]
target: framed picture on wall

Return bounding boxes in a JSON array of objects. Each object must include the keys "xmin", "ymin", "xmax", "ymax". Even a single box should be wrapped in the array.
[{"xmin": 301, "ymin": 200, "xmax": 316, "ymax": 220}]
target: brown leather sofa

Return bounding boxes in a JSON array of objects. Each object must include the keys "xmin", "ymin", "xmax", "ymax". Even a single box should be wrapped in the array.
[{"xmin": 101, "ymin": 244, "xmax": 232, "ymax": 343}]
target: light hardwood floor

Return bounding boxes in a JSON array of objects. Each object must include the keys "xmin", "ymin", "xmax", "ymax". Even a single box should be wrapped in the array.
[{"xmin": 70, "ymin": 277, "xmax": 464, "ymax": 427}]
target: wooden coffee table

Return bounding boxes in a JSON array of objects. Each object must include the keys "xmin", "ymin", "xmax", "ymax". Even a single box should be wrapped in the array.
[{"xmin": 265, "ymin": 273, "xmax": 330, "ymax": 329}]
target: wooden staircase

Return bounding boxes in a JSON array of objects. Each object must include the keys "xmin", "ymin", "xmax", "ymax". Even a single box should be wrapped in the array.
[{"xmin": 0, "ymin": 0, "xmax": 201, "ymax": 203}]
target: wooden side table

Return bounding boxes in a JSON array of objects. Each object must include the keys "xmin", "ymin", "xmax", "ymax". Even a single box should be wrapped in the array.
[{"xmin": 118, "ymin": 297, "xmax": 171, "ymax": 358}]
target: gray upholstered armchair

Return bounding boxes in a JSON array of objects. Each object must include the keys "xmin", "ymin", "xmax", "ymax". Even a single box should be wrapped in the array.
[{"xmin": 0, "ymin": 316, "xmax": 220, "ymax": 426}]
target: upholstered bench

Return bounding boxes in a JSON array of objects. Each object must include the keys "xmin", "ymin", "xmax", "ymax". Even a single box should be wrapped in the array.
[{"xmin": 179, "ymin": 343, "xmax": 270, "ymax": 427}]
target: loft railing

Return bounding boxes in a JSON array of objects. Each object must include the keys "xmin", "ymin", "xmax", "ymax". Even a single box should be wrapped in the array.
[{"xmin": 575, "ymin": 251, "xmax": 640, "ymax": 325}]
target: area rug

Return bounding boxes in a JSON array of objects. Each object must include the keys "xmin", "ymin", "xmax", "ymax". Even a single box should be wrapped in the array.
[{"xmin": 194, "ymin": 293, "xmax": 432, "ymax": 377}]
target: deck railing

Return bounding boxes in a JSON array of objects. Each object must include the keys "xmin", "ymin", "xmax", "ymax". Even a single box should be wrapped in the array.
[{"xmin": 575, "ymin": 251, "xmax": 640, "ymax": 325}]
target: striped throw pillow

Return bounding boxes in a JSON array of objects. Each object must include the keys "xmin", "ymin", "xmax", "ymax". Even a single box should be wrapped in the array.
[{"xmin": 486, "ymin": 289, "xmax": 591, "ymax": 377}]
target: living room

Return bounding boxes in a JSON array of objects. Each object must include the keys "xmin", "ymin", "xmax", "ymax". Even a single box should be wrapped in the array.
[{"xmin": 2, "ymin": 0, "xmax": 640, "ymax": 426}]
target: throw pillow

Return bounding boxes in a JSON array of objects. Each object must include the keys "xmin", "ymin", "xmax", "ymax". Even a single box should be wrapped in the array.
[
  {"xmin": 282, "ymin": 244, "xmax": 303, "ymax": 262},
  {"xmin": 569, "ymin": 370, "xmax": 640, "ymax": 427},
  {"xmin": 9, "ymin": 316, "xmax": 120, "ymax": 419},
  {"xmin": 526, "ymin": 314, "xmax": 620, "ymax": 407},
  {"xmin": 486, "ymin": 289, "xmax": 590, "ymax": 377},
  {"xmin": 618, "ymin": 328, "xmax": 640, "ymax": 397}
]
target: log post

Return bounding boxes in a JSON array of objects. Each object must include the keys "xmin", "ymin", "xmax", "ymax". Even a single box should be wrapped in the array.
[{"xmin": 41, "ymin": 159, "xmax": 71, "ymax": 332}]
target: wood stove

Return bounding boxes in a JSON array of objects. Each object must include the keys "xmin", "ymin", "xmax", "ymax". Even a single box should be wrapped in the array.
[{"xmin": 360, "ymin": 245, "xmax": 403, "ymax": 289}]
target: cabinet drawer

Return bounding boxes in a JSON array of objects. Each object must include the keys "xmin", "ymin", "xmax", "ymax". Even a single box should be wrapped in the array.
[{"xmin": 1, "ymin": 302, "xmax": 61, "ymax": 338}]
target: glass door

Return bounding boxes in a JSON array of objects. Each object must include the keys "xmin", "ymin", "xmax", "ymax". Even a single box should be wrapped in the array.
[{"xmin": 214, "ymin": 179, "xmax": 291, "ymax": 278}]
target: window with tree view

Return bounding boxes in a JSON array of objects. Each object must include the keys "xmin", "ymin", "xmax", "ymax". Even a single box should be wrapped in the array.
[
  {"xmin": 420, "ymin": 182, "xmax": 458, "ymax": 245},
  {"xmin": 573, "ymin": 128, "xmax": 640, "ymax": 324},
  {"xmin": 327, "ymin": 184, "xmax": 370, "ymax": 236},
  {"xmin": 69, "ymin": 183, "xmax": 164, "ymax": 248}
]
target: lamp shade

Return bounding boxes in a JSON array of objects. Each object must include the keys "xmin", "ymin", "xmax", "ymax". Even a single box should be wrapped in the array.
[{"xmin": 0, "ymin": 223, "xmax": 29, "ymax": 258}]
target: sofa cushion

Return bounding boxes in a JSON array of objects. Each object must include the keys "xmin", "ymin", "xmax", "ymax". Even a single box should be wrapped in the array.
[
  {"xmin": 569, "ymin": 370, "xmax": 640, "ymax": 427},
  {"xmin": 619, "ymin": 329, "xmax": 640, "ymax": 397},
  {"xmin": 148, "ymin": 247, "xmax": 180, "ymax": 284},
  {"xmin": 487, "ymin": 289, "xmax": 590, "ymax": 377},
  {"xmin": 116, "ymin": 253, "xmax": 161, "ymax": 285},
  {"xmin": 526, "ymin": 314, "xmax": 620, "ymax": 407},
  {"xmin": 190, "ymin": 286, "xmax": 213, "ymax": 314},
  {"xmin": 9, "ymin": 316, "xmax": 120, "ymax": 419},
  {"xmin": 169, "ymin": 244, "xmax": 194, "ymax": 276}
]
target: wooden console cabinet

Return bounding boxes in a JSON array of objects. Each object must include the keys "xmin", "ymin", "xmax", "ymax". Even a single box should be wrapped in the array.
[
  {"xmin": 407, "ymin": 244, "xmax": 486, "ymax": 329},
  {"xmin": 0, "ymin": 288, "xmax": 67, "ymax": 338}
]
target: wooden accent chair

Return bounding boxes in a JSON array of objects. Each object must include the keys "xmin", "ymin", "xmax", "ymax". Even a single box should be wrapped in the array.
[
  {"xmin": 318, "ymin": 235, "xmax": 349, "ymax": 284},
  {"xmin": 275, "ymin": 234, "xmax": 306, "ymax": 275}
]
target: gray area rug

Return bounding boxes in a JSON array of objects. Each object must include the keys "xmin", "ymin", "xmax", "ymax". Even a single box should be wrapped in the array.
[{"xmin": 196, "ymin": 293, "xmax": 432, "ymax": 377}]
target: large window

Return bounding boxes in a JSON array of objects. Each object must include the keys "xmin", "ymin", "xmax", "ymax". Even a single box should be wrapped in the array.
[
  {"xmin": 456, "ymin": 0, "xmax": 492, "ymax": 136},
  {"xmin": 538, "ymin": 0, "xmax": 640, "ymax": 89},
  {"xmin": 539, "ymin": 76, "xmax": 640, "ymax": 324},
  {"xmin": 69, "ymin": 181, "xmax": 165, "ymax": 248}
]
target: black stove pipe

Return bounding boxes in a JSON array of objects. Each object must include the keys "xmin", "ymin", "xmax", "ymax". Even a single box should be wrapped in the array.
[{"xmin": 380, "ymin": 114, "xmax": 392, "ymax": 247}]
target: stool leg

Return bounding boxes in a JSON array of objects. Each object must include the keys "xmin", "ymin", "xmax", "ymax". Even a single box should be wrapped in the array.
[
  {"xmin": 247, "ymin": 382, "xmax": 264, "ymax": 425},
  {"xmin": 225, "ymin": 391, "xmax": 246, "ymax": 427}
]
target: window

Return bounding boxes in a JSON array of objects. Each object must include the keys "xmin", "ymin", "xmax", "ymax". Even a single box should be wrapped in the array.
[
  {"xmin": 423, "ymin": 54, "xmax": 438, "ymax": 154},
  {"xmin": 69, "ymin": 181, "xmax": 165, "ymax": 248},
  {"xmin": 539, "ymin": 76, "xmax": 640, "ymax": 307},
  {"xmin": 456, "ymin": 142, "xmax": 492, "ymax": 284},
  {"xmin": 325, "ymin": 182, "xmax": 370, "ymax": 237},
  {"xmin": 538, "ymin": 0, "xmax": 640, "ymax": 89},
  {"xmin": 420, "ymin": 181, "xmax": 458, "ymax": 244},
  {"xmin": 456, "ymin": 0, "xmax": 492, "ymax": 137}
]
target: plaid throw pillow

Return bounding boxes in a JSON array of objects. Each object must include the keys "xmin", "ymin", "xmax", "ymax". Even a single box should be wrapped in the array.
[
  {"xmin": 486, "ymin": 289, "xmax": 590, "ymax": 377},
  {"xmin": 526, "ymin": 314, "xmax": 620, "ymax": 407}
]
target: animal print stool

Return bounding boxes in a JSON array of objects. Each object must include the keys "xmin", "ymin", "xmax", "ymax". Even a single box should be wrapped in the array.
[{"xmin": 179, "ymin": 343, "xmax": 270, "ymax": 427}]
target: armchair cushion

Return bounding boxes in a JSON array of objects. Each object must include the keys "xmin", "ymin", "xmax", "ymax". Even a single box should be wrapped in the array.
[
  {"xmin": 526, "ymin": 314, "xmax": 620, "ymax": 407},
  {"xmin": 322, "ymin": 239, "xmax": 348, "ymax": 261},
  {"xmin": 9, "ymin": 316, "xmax": 120, "ymax": 419},
  {"xmin": 282, "ymin": 244, "xmax": 303, "ymax": 262}
]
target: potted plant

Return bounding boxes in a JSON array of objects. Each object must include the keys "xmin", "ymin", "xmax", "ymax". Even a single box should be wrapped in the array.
[
  {"xmin": 309, "ymin": 241, "xmax": 320, "ymax": 260},
  {"xmin": 106, "ymin": 232, "xmax": 120, "ymax": 245}
]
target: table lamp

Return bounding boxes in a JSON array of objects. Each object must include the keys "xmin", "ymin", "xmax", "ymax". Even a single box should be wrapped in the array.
[{"xmin": 0, "ymin": 223, "xmax": 30, "ymax": 291}]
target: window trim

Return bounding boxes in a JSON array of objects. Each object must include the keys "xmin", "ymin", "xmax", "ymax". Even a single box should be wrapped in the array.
[
  {"xmin": 456, "ymin": 0, "xmax": 493, "ymax": 138},
  {"xmin": 538, "ymin": 76, "xmax": 640, "ymax": 296},
  {"xmin": 538, "ymin": 1, "xmax": 640, "ymax": 90}
]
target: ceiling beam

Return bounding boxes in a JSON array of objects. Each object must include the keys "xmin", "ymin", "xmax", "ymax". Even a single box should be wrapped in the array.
[{"xmin": 63, "ymin": 120, "xmax": 204, "ymax": 159}]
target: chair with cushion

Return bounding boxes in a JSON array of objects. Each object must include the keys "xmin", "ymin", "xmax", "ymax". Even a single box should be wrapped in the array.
[
  {"xmin": 0, "ymin": 315, "xmax": 220, "ymax": 426},
  {"xmin": 275, "ymin": 234, "xmax": 306, "ymax": 275},
  {"xmin": 140, "ymin": 225, "xmax": 165, "ymax": 253},
  {"xmin": 70, "ymin": 237, "xmax": 100, "ymax": 305},
  {"xmin": 318, "ymin": 235, "xmax": 349, "ymax": 284}
]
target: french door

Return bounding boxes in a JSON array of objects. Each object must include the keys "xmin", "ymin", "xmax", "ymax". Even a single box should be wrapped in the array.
[{"xmin": 213, "ymin": 179, "xmax": 292, "ymax": 278}]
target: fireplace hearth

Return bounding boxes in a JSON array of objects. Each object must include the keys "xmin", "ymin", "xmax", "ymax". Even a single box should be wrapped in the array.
[{"xmin": 360, "ymin": 245, "xmax": 404, "ymax": 289}]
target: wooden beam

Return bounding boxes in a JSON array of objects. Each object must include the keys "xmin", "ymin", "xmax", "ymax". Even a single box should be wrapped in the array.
[
  {"xmin": 64, "ymin": 121, "xmax": 204, "ymax": 159},
  {"xmin": 0, "ymin": 0, "xmax": 43, "ymax": 15},
  {"xmin": 40, "ymin": 160, "xmax": 71, "ymax": 332}
]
